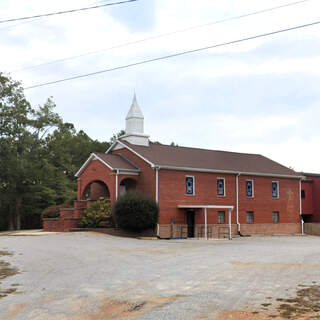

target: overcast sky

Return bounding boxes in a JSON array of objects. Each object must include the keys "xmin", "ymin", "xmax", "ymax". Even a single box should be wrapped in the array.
[{"xmin": 1, "ymin": 0, "xmax": 320, "ymax": 173}]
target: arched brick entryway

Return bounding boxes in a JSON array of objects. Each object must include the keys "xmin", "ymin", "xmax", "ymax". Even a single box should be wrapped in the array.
[
  {"xmin": 119, "ymin": 177, "xmax": 138, "ymax": 196},
  {"xmin": 82, "ymin": 180, "xmax": 110, "ymax": 200}
]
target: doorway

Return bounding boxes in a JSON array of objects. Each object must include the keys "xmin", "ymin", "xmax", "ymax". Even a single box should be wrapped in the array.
[{"xmin": 186, "ymin": 211, "xmax": 195, "ymax": 238}]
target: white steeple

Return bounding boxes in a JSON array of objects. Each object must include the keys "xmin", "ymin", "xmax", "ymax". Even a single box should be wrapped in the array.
[
  {"xmin": 125, "ymin": 93, "xmax": 144, "ymax": 134},
  {"xmin": 121, "ymin": 94, "xmax": 149, "ymax": 146}
]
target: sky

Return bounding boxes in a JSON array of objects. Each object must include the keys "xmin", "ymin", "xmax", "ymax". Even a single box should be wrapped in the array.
[{"xmin": 0, "ymin": 0, "xmax": 320, "ymax": 173}]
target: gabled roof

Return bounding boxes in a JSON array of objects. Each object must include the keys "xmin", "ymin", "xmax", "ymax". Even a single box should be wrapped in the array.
[
  {"xmin": 75, "ymin": 152, "xmax": 140, "ymax": 177},
  {"xmin": 116, "ymin": 140, "xmax": 301, "ymax": 178}
]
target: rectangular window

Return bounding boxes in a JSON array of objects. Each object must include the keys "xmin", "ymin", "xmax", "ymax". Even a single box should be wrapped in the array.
[
  {"xmin": 301, "ymin": 190, "xmax": 305, "ymax": 199},
  {"xmin": 272, "ymin": 211, "xmax": 279, "ymax": 223},
  {"xmin": 186, "ymin": 176, "xmax": 194, "ymax": 195},
  {"xmin": 218, "ymin": 211, "xmax": 225, "ymax": 223},
  {"xmin": 272, "ymin": 181, "xmax": 279, "ymax": 198},
  {"xmin": 246, "ymin": 180, "xmax": 254, "ymax": 197},
  {"xmin": 246, "ymin": 211, "xmax": 254, "ymax": 223},
  {"xmin": 217, "ymin": 178, "xmax": 225, "ymax": 196}
]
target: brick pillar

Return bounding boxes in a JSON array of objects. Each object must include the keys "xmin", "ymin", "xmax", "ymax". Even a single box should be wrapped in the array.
[{"xmin": 77, "ymin": 178, "xmax": 82, "ymax": 200}]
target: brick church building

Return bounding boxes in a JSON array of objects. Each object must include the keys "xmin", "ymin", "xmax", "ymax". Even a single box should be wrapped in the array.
[{"xmin": 67, "ymin": 95, "xmax": 307, "ymax": 238}]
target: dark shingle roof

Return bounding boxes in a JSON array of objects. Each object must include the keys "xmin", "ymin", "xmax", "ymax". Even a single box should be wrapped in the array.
[
  {"xmin": 119, "ymin": 140, "xmax": 300, "ymax": 177},
  {"xmin": 94, "ymin": 153, "xmax": 139, "ymax": 171}
]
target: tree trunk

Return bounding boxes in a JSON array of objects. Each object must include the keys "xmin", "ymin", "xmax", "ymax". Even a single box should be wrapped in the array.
[
  {"xmin": 8, "ymin": 209, "xmax": 15, "ymax": 230},
  {"xmin": 15, "ymin": 196, "xmax": 23, "ymax": 230}
]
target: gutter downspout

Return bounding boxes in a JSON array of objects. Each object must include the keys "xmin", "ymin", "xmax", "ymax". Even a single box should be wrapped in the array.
[
  {"xmin": 155, "ymin": 166, "xmax": 160, "ymax": 237},
  {"xmin": 236, "ymin": 173, "xmax": 241, "ymax": 234},
  {"xmin": 115, "ymin": 169, "xmax": 119, "ymax": 200},
  {"xmin": 299, "ymin": 178, "xmax": 304, "ymax": 235}
]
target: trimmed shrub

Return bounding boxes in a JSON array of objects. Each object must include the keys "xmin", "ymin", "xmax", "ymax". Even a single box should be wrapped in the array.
[
  {"xmin": 42, "ymin": 203, "xmax": 73, "ymax": 219},
  {"xmin": 42, "ymin": 205, "xmax": 62, "ymax": 219},
  {"xmin": 79, "ymin": 200, "xmax": 113, "ymax": 228},
  {"xmin": 113, "ymin": 193, "xmax": 159, "ymax": 231}
]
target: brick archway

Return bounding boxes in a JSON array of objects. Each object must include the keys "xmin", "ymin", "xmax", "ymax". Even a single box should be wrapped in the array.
[
  {"xmin": 82, "ymin": 180, "xmax": 110, "ymax": 201},
  {"xmin": 119, "ymin": 177, "xmax": 138, "ymax": 197}
]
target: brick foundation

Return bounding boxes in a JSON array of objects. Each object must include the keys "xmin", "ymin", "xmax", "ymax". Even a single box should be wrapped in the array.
[{"xmin": 158, "ymin": 223, "xmax": 301, "ymax": 238}]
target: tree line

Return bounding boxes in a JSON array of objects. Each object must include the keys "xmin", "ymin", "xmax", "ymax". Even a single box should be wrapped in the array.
[{"xmin": 0, "ymin": 73, "xmax": 121, "ymax": 231}]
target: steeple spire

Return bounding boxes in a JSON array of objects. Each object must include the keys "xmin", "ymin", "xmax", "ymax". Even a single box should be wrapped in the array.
[
  {"xmin": 125, "ymin": 93, "xmax": 144, "ymax": 130},
  {"xmin": 121, "ymin": 93, "xmax": 149, "ymax": 146}
]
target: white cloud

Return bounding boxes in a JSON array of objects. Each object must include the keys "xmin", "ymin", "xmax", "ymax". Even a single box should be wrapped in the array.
[{"xmin": 1, "ymin": 0, "xmax": 320, "ymax": 173}]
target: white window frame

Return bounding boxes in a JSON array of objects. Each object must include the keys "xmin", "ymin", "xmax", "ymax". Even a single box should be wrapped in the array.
[
  {"xmin": 272, "ymin": 181, "xmax": 279, "ymax": 199},
  {"xmin": 185, "ymin": 175, "xmax": 195, "ymax": 196},
  {"xmin": 246, "ymin": 179, "xmax": 254, "ymax": 198},
  {"xmin": 217, "ymin": 177, "xmax": 226, "ymax": 197}
]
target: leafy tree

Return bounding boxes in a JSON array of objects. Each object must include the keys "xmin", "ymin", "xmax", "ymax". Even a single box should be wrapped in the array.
[
  {"xmin": 0, "ymin": 73, "xmax": 62, "ymax": 230},
  {"xmin": 0, "ymin": 72, "xmax": 125, "ymax": 231},
  {"xmin": 110, "ymin": 129, "xmax": 125, "ymax": 144}
]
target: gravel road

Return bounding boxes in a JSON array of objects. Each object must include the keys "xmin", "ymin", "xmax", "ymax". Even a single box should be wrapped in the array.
[{"xmin": 1, "ymin": 232, "xmax": 320, "ymax": 320}]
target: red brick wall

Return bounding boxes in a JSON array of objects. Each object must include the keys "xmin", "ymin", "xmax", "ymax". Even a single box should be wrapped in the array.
[
  {"xmin": 238, "ymin": 175, "xmax": 300, "ymax": 224},
  {"xmin": 111, "ymin": 148, "xmax": 156, "ymax": 199},
  {"xmin": 158, "ymin": 170, "xmax": 236, "ymax": 224},
  {"xmin": 77, "ymin": 160, "xmax": 116, "ymax": 202},
  {"xmin": 73, "ymin": 146, "xmax": 301, "ymax": 237},
  {"xmin": 43, "ymin": 219, "xmax": 61, "ymax": 232},
  {"xmin": 301, "ymin": 181, "xmax": 313, "ymax": 215},
  {"xmin": 303, "ymin": 176, "xmax": 320, "ymax": 222},
  {"xmin": 90, "ymin": 181, "xmax": 110, "ymax": 200},
  {"xmin": 313, "ymin": 177, "xmax": 320, "ymax": 222},
  {"xmin": 158, "ymin": 170, "xmax": 300, "ymax": 233}
]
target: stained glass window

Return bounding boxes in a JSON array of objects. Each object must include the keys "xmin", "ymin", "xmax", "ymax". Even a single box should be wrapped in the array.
[
  {"xmin": 272, "ymin": 181, "xmax": 279, "ymax": 198},
  {"xmin": 186, "ymin": 176, "xmax": 194, "ymax": 195},
  {"xmin": 217, "ymin": 178, "xmax": 225, "ymax": 196},
  {"xmin": 246, "ymin": 180, "xmax": 253, "ymax": 197}
]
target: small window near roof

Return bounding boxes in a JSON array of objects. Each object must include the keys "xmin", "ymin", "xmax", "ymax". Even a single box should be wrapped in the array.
[
  {"xmin": 218, "ymin": 211, "xmax": 225, "ymax": 223},
  {"xmin": 217, "ymin": 178, "xmax": 225, "ymax": 196},
  {"xmin": 272, "ymin": 211, "xmax": 279, "ymax": 223},
  {"xmin": 301, "ymin": 190, "xmax": 305, "ymax": 199},
  {"xmin": 246, "ymin": 180, "xmax": 254, "ymax": 197},
  {"xmin": 272, "ymin": 181, "xmax": 279, "ymax": 198},
  {"xmin": 186, "ymin": 176, "xmax": 194, "ymax": 195},
  {"xmin": 246, "ymin": 211, "xmax": 254, "ymax": 223}
]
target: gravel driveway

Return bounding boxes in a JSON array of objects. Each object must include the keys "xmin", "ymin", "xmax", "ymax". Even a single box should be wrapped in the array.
[{"xmin": 1, "ymin": 232, "xmax": 320, "ymax": 320}]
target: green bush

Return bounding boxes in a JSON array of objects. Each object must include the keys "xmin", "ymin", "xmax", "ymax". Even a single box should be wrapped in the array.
[
  {"xmin": 42, "ymin": 205, "xmax": 63, "ymax": 219},
  {"xmin": 79, "ymin": 200, "xmax": 113, "ymax": 228},
  {"xmin": 42, "ymin": 202, "xmax": 73, "ymax": 219},
  {"xmin": 113, "ymin": 193, "xmax": 159, "ymax": 231}
]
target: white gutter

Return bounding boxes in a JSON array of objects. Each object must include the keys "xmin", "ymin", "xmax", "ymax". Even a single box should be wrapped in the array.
[
  {"xmin": 155, "ymin": 166, "xmax": 159, "ymax": 203},
  {"xmin": 115, "ymin": 169, "xmax": 119, "ymax": 200},
  {"xmin": 155, "ymin": 166, "xmax": 160, "ymax": 237},
  {"xmin": 236, "ymin": 173, "xmax": 241, "ymax": 233},
  {"xmin": 299, "ymin": 178, "xmax": 304, "ymax": 235}
]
